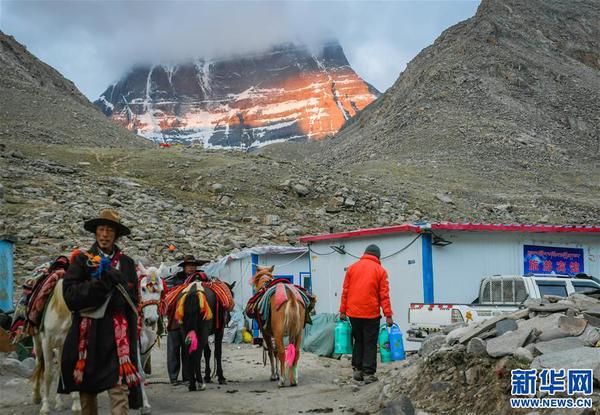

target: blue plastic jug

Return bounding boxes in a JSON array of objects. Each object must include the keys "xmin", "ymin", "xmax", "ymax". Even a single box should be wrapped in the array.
[
  {"xmin": 389, "ymin": 323, "xmax": 405, "ymax": 361},
  {"xmin": 378, "ymin": 324, "xmax": 392, "ymax": 363},
  {"xmin": 334, "ymin": 319, "xmax": 352, "ymax": 355}
]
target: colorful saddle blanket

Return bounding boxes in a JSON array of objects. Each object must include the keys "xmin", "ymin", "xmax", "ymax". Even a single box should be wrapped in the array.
[
  {"xmin": 174, "ymin": 284, "xmax": 213, "ymax": 323},
  {"xmin": 10, "ymin": 256, "xmax": 69, "ymax": 340},
  {"xmin": 245, "ymin": 278, "xmax": 314, "ymax": 332}
]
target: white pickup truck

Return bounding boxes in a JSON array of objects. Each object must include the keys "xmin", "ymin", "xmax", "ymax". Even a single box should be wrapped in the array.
[{"xmin": 407, "ymin": 274, "xmax": 600, "ymax": 342}]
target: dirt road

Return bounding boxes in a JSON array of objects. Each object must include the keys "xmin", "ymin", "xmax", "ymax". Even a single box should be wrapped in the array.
[{"xmin": 3, "ymin": 342, "xmax": 402, "ymax": 414}]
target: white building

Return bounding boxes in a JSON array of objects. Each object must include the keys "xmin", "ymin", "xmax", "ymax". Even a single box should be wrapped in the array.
[
  {"xmin": 203, "ymin": 245, "xmax": 311, "ymax": 308},
  {"xmin": 300, "ymin": 222, "xmax": 600, "ymax": 349}
]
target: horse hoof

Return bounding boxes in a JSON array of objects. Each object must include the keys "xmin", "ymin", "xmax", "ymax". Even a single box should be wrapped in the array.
[
  {"xmin": 204, "ymin": 377, "xmax": 212, "ymax": 384},
  {"xmin": 188, "ymin": 384, "xmax": 197, "ymax": 392},
  {"xmin": 277, "ymin": 380, "xmax": 286, "ymax": 388},
  {"xmin": 141, "ymin": 405, "xmax": 152, "ymax": 414},
  {"xmin": 218, "ymin": 378, "xmax": 227, "ymax": 385},
  {"xmin": 290, "ymin": 382, "xmax": 298, "ymax": 387},
  {"xmin": 33, "ymin": 396, "xmax": 41, "ymax": 405},
  {"xmin": 200, "ymin": 383, "xmax": 206, "ymax": 391}
]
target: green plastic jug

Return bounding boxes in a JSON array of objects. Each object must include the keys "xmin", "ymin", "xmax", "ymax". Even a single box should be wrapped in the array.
[
  {"xmin": 334, "ymin": 319, "xmax": 352, "ymax": 355},
  {"xmin": 378, "ymin": 324, "xmax": 392, "ymax": 363}
]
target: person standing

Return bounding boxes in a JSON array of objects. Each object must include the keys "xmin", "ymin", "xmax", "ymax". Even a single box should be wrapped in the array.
[
  {"xmin": 339, "ymin": 244, "xmax": 393, "ymax": 384},
  {"xmin": 165, "ymin": 254, "xmax": 209, "ymax": 384},
  {"xmin": 59, "ymin": 209, "xmax": 142, "ymax": 414}
]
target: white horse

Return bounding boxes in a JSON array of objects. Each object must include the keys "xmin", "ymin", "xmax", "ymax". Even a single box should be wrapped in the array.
[
  {"xmin": 31, "ymin": 278, "xmax": 81, "ymax": 414},
  {"xmin": 137, "ymin": 263, "xmax": 167, "ymax": 415},
  {"xmin": 31, "ymin": 262, "xmax": 165, "ymax": 415}
]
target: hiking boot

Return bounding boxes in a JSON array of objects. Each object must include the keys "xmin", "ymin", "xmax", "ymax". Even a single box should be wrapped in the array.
[
  {"xmin": 363, "ymin": 374, "xmax": 378, "ymax": 384},
  {"xmin": 353, "ymin": 369, "xmax": 364, "ymax": 381}
]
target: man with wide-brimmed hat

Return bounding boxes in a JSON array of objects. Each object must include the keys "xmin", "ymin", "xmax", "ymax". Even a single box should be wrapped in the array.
[
  {"xmin": 165, "ymin": 254, "xmax": 209, "ymax": 384},
  {"xmin": 59, "ymin": 209, "xmax": 142, "ymax": 414}
]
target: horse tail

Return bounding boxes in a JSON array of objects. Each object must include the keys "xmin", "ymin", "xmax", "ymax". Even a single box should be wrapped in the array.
[
  {"xmin": 283, "ymin": 290, "xmax": 303, "ymax": 368},
  {"xmin": 182, "ymin": 285, "xmax": 201, "ymax": 356}
]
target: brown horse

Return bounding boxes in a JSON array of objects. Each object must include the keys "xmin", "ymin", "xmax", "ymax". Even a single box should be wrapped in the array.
[{"xmin": 251, "ymin": 265, "xmax": 311, "ymax": 387}]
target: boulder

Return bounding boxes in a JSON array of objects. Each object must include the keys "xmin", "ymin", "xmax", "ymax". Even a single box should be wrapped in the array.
[
  {"xmin": 21, "ymin": 357, "xmax": 36, "ymax": 377},
  {"xmin": 514, "ymin": 347, "xmax": 534, "ymax": 363},
  {"xmin": 325, "ymin": 197, "xmax": 344, "ymax": 213},
  {"xmin": 582, "ymin": 313, "xmax": 600, "ymax": 327},
  {"xmin": 531, "ymin": 347, "xmax": 600, "ymax": 383},
  {"xmin": 430, "ymin": 381, "xmax": 452, "ymax": 392},
  {"xmin": 534, "ymin": 337, "xmax": 584, "ymax": 355},
  {"xmin": 466, "ymin": 337, "xmax": 487, "ymax": 356},
  {"xmin": 567, "ymin": 294, "xmax": 600, "ymax": 312},
  {"xmin": 292, "ymin": 184, "xmax": 310, "ymax": 197},
  {"xmin": 537, "ymin": 327, "xmax": 572, "ymax": 342},
  {"xmin": 558, "ymin": 315, "xmax": 587, "ymax": 336},
  {"xmin": 578, "ymin": 325, "xmax": 600, "ymax": 347},
  {"xmin": 435, "ymin": 194, "xmax": 454, "ymax": 204},
  {"xmin": 465, "ymin": 366, "xmax": 480, "ymax": 385},
  {"xmin": 445, "ymin": 325, "xmax": 471, "ymax": 345},
  {"xmin": 518, "ymin": 313, "xmax": 563, "ymax": 334},
  {"xmin": 527, "ymin": 303, "xmax": 574, "ymax": 313},
  {"xmin": 381, "ymin": 394, "xmax": 415, "ymax": 415},
  {"xmin": 582, "ymin": 307, "xmax": 600, "ymax": 318},
  {"xmin": 0, "ymin": 357, "xmax": 30, "ymax": 377},
  {"xmin": 442, "ymin": 322, "xmax": 466, "ymax": 335},
  {"xmin": 486, "ymin": 327, "xmax": 532, "ymax": 357},
  {"xmin": 263, "ymin": 215, "xmax": 281, "ymax": 226},
  {"xmin": 344, "ymin": 197, "xmax": 356, "ymax": 207},
  {"xmin": 210, "ymin": 183, "xmax": 224, "ymax": 194},
  {"xmin": 419, "ymin": 335, "xmax": 445, "ymax": 358},
  {"xmin": 496, "ymin": 319, "xmax": 518, "ymax": 335},
  {"xmin": 459, "ymin": 314, "xmax": 510, "ymax": 344}
]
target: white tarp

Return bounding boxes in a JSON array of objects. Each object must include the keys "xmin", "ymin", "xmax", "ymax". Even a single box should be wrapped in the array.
[{"xmin": 203, "ymin": 245, "xmax": 308, "ymax": 276}]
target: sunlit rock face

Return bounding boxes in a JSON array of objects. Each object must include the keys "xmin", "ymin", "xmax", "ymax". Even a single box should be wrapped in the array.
[{"xmin": 95, "ymin": 41, "xmax": 379, "ymax": 148}]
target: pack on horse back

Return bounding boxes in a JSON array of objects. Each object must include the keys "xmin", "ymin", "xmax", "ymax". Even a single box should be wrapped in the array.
[{"xmin": 10, "ymin": 255, "xmax": 70, "ymax": 341}]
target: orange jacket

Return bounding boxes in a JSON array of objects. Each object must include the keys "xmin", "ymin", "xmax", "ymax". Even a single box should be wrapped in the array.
[{"xmin": 339, "ymin": 254, "xmax": 393, "ymax": 319}]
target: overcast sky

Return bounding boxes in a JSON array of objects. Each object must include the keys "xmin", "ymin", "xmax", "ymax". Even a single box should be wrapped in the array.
[{"xmin": 0, "ymin": 1, "xmax": 480, "ymax": 100}]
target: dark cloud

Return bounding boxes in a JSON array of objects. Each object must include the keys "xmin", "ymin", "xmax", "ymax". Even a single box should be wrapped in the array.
[{"xmin": 0, "ymin": 0, "xmax": 480, "ymax": 99}]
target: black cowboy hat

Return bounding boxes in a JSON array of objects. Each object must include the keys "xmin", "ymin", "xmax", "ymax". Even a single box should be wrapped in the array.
[
  {"xmin": 178, "ymin": 254, "xmax": 210, "ymax": 268},
  {"xmin": 83, "ymin": 208, "xmax": 131, "ymax": 237}
]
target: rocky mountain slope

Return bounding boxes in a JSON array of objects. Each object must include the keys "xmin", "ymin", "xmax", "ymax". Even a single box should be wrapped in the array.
[
  {"xmin": 310, "ymin": 0, "xmax": 600, "ymax": 224},
  {"xmin": 0, "ymin": 32, "xmax": 147, "ymax": 148},
  {"xmin": 327, "ymin": 0, "xmax": 600, "ymax": 164},
  {"xmin": 94, "ymin": 41, "xmax": 379, "ymax": 148}
]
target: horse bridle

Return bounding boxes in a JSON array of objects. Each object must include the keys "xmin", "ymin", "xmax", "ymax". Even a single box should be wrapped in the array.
[{"xmin": 138, "ymin": 299, "xmax": 161, "ymax": 313}]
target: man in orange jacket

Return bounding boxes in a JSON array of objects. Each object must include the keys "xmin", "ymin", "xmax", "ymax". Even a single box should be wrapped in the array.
[{"xmin": 339, "ymin": 244, "xmax": 393, "ymax": 384}]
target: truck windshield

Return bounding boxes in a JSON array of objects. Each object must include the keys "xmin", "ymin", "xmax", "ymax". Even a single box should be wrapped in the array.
[{"xmin": 536, "ymin": 282, "xmax": 568, "ymax": 298}]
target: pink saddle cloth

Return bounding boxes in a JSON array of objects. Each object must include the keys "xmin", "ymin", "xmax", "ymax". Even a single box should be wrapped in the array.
[{"xmin": 274, "ymin": 283, "xmax": 303, "ymax": 310}]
